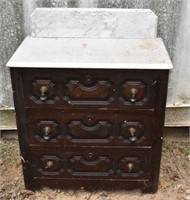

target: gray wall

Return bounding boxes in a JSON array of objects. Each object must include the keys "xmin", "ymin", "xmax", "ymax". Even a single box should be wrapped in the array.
[
  {"xmin": 168, "ymin": 0, "xmax": 190, "ymax": 106},
  {"xmin": 0, "ymin": 0, "xmax": 23, "ymax": 108},
  {"xmin": 0, "ymin": 0, "xmax": 190, "ymax": 110}
]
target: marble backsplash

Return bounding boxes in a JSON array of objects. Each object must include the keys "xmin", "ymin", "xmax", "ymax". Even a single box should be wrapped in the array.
[{"xmin": 30, "ymin": 8, "xmax": 157, "ymax": 38}]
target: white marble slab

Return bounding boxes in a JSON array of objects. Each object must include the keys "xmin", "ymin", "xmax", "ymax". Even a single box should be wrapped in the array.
[
  {"xmin": 30, "ymin": 8, "xmax": 158, "ymax": 38},
  {"xmin": 7, "ymin": 37, "xmax": 173, "ymax": 69}
]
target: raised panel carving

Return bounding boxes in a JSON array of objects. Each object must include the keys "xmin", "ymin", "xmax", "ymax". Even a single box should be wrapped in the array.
[
  {"xmin": 66, "ymin": 120, "xmax": 113, "ymax": 143},
  {"xmin": 119, "ymin": 80, "xmax": 147, "ymax": 105},
  {"xmin": 119, "ymin": 121, "xmax": 145, "ymax": 144},
  {"xmin": 63, "ymin": 80, "xmax": 114, "ymax": 105},
  {"xmin": 30, "ymin": 79, "xmax": 60, "ymax": 104},
  {"xmin": 68, "ymin": 155, "xmax": 113, "ymax": 176},
  {"xmin": 38, "ymin": 155, "xmax": 64, "ymax": 175}
]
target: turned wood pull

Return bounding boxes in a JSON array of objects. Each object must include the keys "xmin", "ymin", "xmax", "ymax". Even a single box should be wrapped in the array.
[
  {"xmin": 128, "ymin": 127, "xmax": 137, "ymax": 142},
  {"xmin": 43, "ymin": 126, "xmax": 51, "ymax": 141},
  {"xmin": 45, "ymin": 161, "xmax": 54, "ymax": 169},
  {"xmin": 127, "ymin": 163, "xmax": 134, "ymax": 172},
  {"xmin": 40, "ymin": 86, "xmax": 48, "ymax": 101},
  {"xmin": 130, "ymin": 88, "xmax": 138, "ymax": 103}
]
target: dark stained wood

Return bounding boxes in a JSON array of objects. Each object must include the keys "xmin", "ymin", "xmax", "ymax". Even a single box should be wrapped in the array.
[
  {"xmin": 10, "ymin": 69, "xmax": 32, "ymax": 189},
  {"xmin": 26, "ymin": 178, "xmax": 150, "ymax": 191},
  {"xmin": 10, "ymin": 68, "xmax": 169, "ymax": 193},
  {"xmin": 29, "ymin": 147, "xmax": 151, "ymax": 179},
  {"xmin": 22, "ymin": 69, "xmax": 159, "ymax": 109},
  {"xmin": 149, "ymin": 70, "xmax": 169, "ymax": 193},
  {"xmin": 27, "ymin": 109, "xmax": 154, "ymax": 147}
]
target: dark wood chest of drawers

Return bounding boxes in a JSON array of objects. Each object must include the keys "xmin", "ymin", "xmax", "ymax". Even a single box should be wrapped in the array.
[{"xmin": 11, "ymin": 68, "xmax": 169, "ymax": 193}]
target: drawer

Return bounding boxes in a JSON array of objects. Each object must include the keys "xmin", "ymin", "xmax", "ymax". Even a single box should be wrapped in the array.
[
  {"xmin": 29, "ymin": 147, "xmax": 151, "ymax": 180},
  {"xmin": 21, "ymin": 69, "xmax": 161, "ymax": 109},
  {"xmin": 27, "ymin": 109, "xmax": 154, "ymax": 147}
]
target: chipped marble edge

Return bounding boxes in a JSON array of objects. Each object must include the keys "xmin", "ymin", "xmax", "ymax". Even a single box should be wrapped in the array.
[
  {"xmin": 30, "ymin": 8, "xmax": 158, "ymax": 39},
  {"xmin": 7, "ymin": 62, "xmax": 173, "ymax": 69}
]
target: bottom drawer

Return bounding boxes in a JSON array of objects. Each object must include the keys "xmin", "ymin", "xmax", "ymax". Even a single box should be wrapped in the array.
[{"xmin": 29, "ymin": 147, "xmax": 151, "ymax": 180}]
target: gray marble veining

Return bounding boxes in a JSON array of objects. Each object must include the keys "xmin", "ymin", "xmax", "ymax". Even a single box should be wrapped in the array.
[{"xmin": 30, "ymin": 8, "xmax": 158, "ymax": 38}]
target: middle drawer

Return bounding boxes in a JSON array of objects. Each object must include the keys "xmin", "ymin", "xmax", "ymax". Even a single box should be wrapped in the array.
[{"xmin": 27, "ymin": 109, "xmax": 154, "ymax": 147}]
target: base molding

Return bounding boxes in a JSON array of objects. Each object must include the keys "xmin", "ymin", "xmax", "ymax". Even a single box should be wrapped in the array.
[
  {"xmin": 165, "ymin": 107, "xmax": 190, "ymax": 127},
  {"xmin": 0, "ymin": 109, "xmax": 16, "ymax": 130}
]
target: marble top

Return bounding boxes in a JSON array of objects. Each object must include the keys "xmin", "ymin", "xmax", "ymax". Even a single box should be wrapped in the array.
[
  {"xmin": 7, "ymin": 37, "xmax": 173, "ymax": 69},
  {"xmin": 30, "ymin": 8, "xmax": 157, "ymax": 39}
]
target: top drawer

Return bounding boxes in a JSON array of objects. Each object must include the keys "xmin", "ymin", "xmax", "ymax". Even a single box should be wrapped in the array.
[{"xmin": 21, "ymin": 69, "xmax": 167, "ymax": 109}]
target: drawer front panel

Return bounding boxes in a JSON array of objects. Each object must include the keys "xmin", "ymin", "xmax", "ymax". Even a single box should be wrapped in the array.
[
  {"xmin": 27, "ymin": 109, "xmax": 154, "ymax": 147},
  {"xmin": 22, "ymin": 69, "xmax": 160, "ymax": 109},
  {"xmin": 29, "ymin": 148, "xmax": 151, "ymax": 180}
]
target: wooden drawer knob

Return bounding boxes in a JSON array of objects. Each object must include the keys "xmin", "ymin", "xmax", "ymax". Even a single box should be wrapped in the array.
[
  {"xmin": 40, "ymin": 86, "xmax": 48, "ymax": 101},
  {"xmin": 45, "ymin": 161, "xmax": 54, "ymax": 169},
  {"xmin": 43, "ymin": 126, "xmax": 51, "ymax": 141},
  {"xmin": 130, "ymin": 88, "xmax": 138, "ymax": 103},
  {"xmin": 128, "ymin": 127, "xmax": 137, "ymax": 142},
  {"xmin": 127, "ymin": 163, "xmax": 134, "ymax": 172}
]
